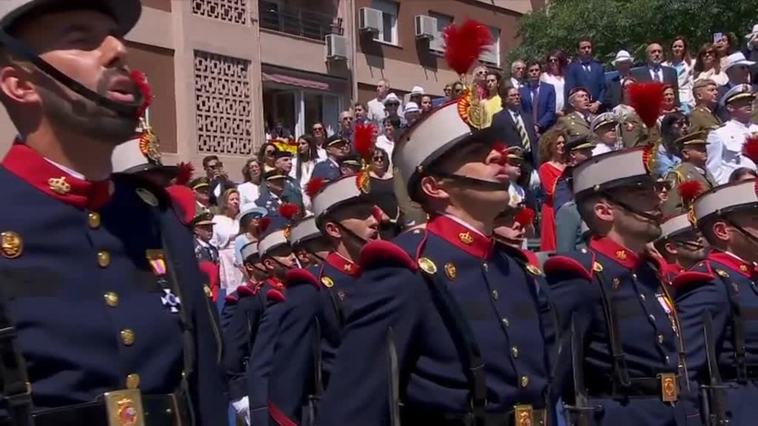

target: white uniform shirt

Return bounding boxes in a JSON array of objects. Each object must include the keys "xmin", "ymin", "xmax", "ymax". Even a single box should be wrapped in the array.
[{"xmin": 706, "ymin": 119, "xmax": 758, "ymax": 184}]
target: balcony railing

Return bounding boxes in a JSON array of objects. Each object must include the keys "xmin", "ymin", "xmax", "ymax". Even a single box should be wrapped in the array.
[{"xmin": 259, "ymin": 1, "xmax": 341, "ymax": 41}]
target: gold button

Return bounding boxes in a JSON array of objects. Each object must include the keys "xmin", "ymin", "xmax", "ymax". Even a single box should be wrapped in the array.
[
  {"xmin": 520, "ymin": 375, "xmax": 529, "ymax": 388},
  {"xmin": 126, "ymin": 373, "xmax": 140, "ymax": 389},
  {"xmin": 104, "ymin": 292, "xmax": 119, "ymax": 307},
  {"xmin": 88, "ymin": 212, "xmax": 101, "ymax": 229},
  {"xmin": 491, "ymin": 290, "xmax": 498, "ymax": 300},
  {"xmin": 501, "ymin": 318, "xmax": 510, "ymax": 327},
  {"xmin": 511, "ymin": 346, "xmax": 519, "ymax": 358},
  {"xmin": 97, "ymin": 250, "xmax": 111, "ymax": 268},
  {"xmin": 120, "ymin": 329, "xmax": 135, "ymax": 346}
]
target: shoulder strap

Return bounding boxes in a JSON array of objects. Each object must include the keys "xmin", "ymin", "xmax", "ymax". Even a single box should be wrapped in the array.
[
  {"xmin": 594, "ymin": 270, "xmax": 632, "ymax": 388},
  {"xmin": 0, "ymin": 282, "xmax": 33, "ymax": 426},
  {"xmin": 717, "ymin": 273, "xmax": 748, "ymax": 382},
  {"xmin": 418, "ymin": 267, "xmax": 487, "ymax": 420},
  {"xmin": 386, "ymin": 326, "xmax": 401, "ymax": 426}
]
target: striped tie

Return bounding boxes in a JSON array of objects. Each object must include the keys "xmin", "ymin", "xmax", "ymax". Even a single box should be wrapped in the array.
[{"xmin": 514, "ymin": 112, "xmax": 531, "ymax": 152}]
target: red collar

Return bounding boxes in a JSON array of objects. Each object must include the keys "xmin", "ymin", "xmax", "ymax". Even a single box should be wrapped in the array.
[
  {"xmin": 708, "ymin": 251, "xmax": 755, "ymax": 278},
  {"xmin": 267, "ymin": 277, "xmax": 285, "ymax": 291},
  {"xmin": 427, "ymin": 215, "xmax": 494, "ymax": 260},
  {"xmin": 589, "ymin": 236, "xmax": 640, "ymax": 269},
  {"xmin": 2, "ymin": 143, "xmax": 111, "ymax": 210},
  {"xmin": 326, "ymin": 252, "xmax": 360, "ymax": 277}
]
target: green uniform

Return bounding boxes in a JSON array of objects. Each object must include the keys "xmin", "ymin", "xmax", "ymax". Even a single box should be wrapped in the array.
[
  {"xmin": 558, "ymin": 111, "xmax": 592, "ymax": 137},
  {"xmin": 689, "ymin": 105, "xmax": 721, "ymax": 134},
  {"xmin": 662, "ymin": 161, "xmax": 717, "ymax": 215}
]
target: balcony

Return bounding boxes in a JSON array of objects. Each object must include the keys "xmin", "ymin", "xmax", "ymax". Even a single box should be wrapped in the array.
[{"xmin": 259, "ymin": 0, "xmax": 342, "ymax": 42}]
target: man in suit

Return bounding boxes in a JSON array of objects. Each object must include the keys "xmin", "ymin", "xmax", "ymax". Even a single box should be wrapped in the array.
[
  {"xmin": 520, "ymin": 59, "xmax": 556, "ymax": 136},
  {"xmin": 631, "ymin": 43, "xmax": 679, "ymax": 104},
  {"xmin": 603, "ymin": 50, "xmax": 634, "ymax": 110},
  {"xmin": 564, "ymin": 37, "xmax": 605, "ymax": 113},
  {"xmin": 492, "ymin": 85, "xmax": 539, "ymax": 167}
]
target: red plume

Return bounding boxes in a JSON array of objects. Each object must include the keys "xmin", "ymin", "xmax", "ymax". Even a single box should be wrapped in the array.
[
  {"xmin": 257, "ymin": 217, "xmax": 271, "ymax": 235},
  {"xmin": 678, "ymin": 180, "xmax": 705, "ymax": 205},
  {"xmin": 628, "ymin": 82, "xmax": 665, "ymax": 128},
  {"xmin": 305, "ymin": 177, "xmax": 327, "ymax": 198},
  {"xmin": 278, "ymin": 203, "xmax": 300, "ymax": 221},
  {"xmin": 443, "ymin": 19, "xmax": 493, "ymax": 75},
  {"xmin": 515, "ymin": 207, "xmax": 536, "ymax": 226},
  {"xmin": 165, "ymin": 185, "xmax": 196, "ymax": 225},
  {"xmin": 130, "ymin": 70, "xmax": 153, "ymax": 118},
  {"xmin": 353, "ymin": 122, "xmax": 375, "ymax": 162},
  {"xmin": 175, "ymin": 162, "xmax": 194, "ymax": 186},
  {"xmin": 742, "ymin": 135, "xmax": 758, "ymax": 163}
]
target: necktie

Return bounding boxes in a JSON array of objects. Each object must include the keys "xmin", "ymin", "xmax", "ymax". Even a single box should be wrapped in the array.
[
  {"xmin": 513, "ymin": 112, "xmax": 531, "ymax": 152},
  {"xmin": 653, "ymin": 68, "xmax": 662, "ymax": 82}
]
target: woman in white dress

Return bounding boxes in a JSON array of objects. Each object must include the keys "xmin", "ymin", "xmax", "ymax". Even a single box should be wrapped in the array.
[
  {"xmin": 694, "ymin": 43, "xmax": 728, "ymax": 86},
  {"xmin": 290, "ymin": 135, "xmax": 319, "ymax": 212},
  {"xmin": 663, "ymin": 36, "xmax": 695, "ymax": 112},
  {"xmin": 212, "ymin": 188, "xmax": 243, "ymax": 293},
  {"xmin": 540, "ymin": 49, "xmax": 568, "ymax": 115},
  {"xmin": 237, "ymin": 158, "xmax": 262, "ymax": 206}
]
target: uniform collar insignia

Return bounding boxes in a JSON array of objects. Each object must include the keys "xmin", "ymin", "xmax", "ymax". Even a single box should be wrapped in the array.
[
  {"xmin": 589, "ymin": 236, "xmax": 639, "ymax": 269},
  {"xmin": 326, "ymin": 251, "xmax": 361, "ymax": 277},
  {"xmin": 2, "ymin": 143, "xmax": 111, "ymax": 210},
  {"xmin": 708, "ymin": 251, "xmax": 754, "ymax": 278},
  {"xmin": 427, "ymin": 215, "xmax": 493, "ymax": 260}
]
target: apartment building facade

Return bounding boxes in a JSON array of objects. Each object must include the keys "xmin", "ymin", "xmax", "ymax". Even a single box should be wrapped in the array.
[{"xmin": 0, "ymin": 0, "xmax": 544, "ymax": 179}]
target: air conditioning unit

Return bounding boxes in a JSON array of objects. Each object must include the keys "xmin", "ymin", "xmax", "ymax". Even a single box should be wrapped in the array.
[
  {"xmin": 414, "ymin": 15, "xmax": 437, "ymax": 40},
  {"xmin": 326, "ymin": 34, "xmax": 348, "ymax": 61},
  {"xmin": 359, "ymin": 7, "xmax": 382, "ymax": 34}
]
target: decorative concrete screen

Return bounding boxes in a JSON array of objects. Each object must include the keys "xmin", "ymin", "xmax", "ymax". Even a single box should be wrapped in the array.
[
  {"xmin": 192, "ymin": 0, "xmax": 249, "ymax": 25},
  {"xmin": 194, "ymin": 50, "xmax": 254, "ymax": 155}
]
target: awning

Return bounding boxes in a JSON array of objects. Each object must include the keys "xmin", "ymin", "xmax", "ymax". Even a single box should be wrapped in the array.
[
  {"xmin": 261, "ymin": 64, "xmax": 347, "ymax": 93},
  {"xmin": 262, "ymin": 72, "xmax": 329, "ymax": 91}
]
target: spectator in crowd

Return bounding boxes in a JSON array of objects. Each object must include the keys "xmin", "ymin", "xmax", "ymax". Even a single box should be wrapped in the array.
[
  {"xmin": 694, "ymin": 43, "xmax": 728, "ymax": 86},
  {"xmin": 520, "ymin": 59, "xmax": 557, "ymax": 136},
  {"xmin": 353, "ymin": 102, "xmax": 368, "ymax": 124},
  {"xmin": 338, "ymin": 153, "xmax": 362, "ymax": 176},
  {"xmin": 451, "ymin": 81, "xmax": 465, "ymax": 100},
  {"xmin": 212, "ymin": 188, "xmax": 243, "ymax": 292},
  {"xmin": 311, "ymin": 122, "xmax": 328, "ymax": 151},
  {"xmin": 267, "ymin": 119, "xmax": 293, "ymax": 140},
  {"xmin": 492, "ymin": 85, "xmax": 539, "ymax": 166},
  {"xmin": 664, "ymin": 36, "xmax": 695, "ymax": 111},
  {"xmin": 559, "ymin": 87, "xmax": 594, "ymax": 138},
  {"xmin": 258, "ymin": 142, "xmax": 278, "ymax": 172},
  {"xmin": 482, "ymin": 70, "xmax": 503, "ymax": 127},
  {"xmin": 189, "ymin": 177, "xmax": 211, "ymax": 210},
  {"xmin": 432, "ymin": 83, "xmax": 454, "ymax": 107},
  {"xmin": 744, "ymin": 24, "xmax": 758, "ymax": 84},
  {"xmin": 382, "ymin": 93, "xmax": 404, "ymax": 127},
  {"xmin": 659, "ymin": 85, "xmax": 681, "ymax": 119},
  {"xmin": 729, "ymin": 167, "xmax": 758, "ymax": 182},
  {"xmin": 238, "ymin": 158, "xmax": 262, "ymax": 205},
  {"xmin": 493, "ymin": 208, "xmax": 531, "ymax": 250},
  {"xmin": 291, "ymin": 135, "xmax": 318, "ymax": 191},
  {"xmin": 504, "ymin": 147, "xmax": 528, "ymax": 208},
  {"xmin": 590, "ymin": 112, "xmax": 620, "ymax": 156},
  {"xmin": 715, "ymin": 31, "xmax": 738, "ymax": 67},
  {"xmin": 404, "ymin": 102, "xmax": 421, "ymax": 126},
  {"xmin": 537, "ymin": 127, "xmax": 568, "ymax": 251},
  {"xmin": 255, "ymin": 169, "xmax": 304, "ymax": 214},
  {"xmin": 603, "ymin": 50, "xmax": 634, "ymax": 110},
  {"xmin": 376, "ymin": 116, "xmax": 401, "ymax": 163},
  {"xmin": 312, "ymin": 135, "xmax": 351, "ymax": 181},
  {"xmin": 689, "ymin": 78, "xmax": 722, "ymax": 133},
  {"xmin": 564, "ymin": 37, "xmax": 605, "ymax": 113},
  {"xmin": 192, "ymin": 208, "xmax": 218, "ymax": 264},
  {"xmin": 509, "ymin": 60, "xmax": 526, "ymax": 89},
  {"xmin": 338, "ymin": 110, "xmax": 354, "ymax": 139},
  {"xmin": 555, "ymin": 135, "xmax": 595, "ymax": 252},
  {"xmin": 232, "ymin": 205, "xmax": 267, "ymax": 270},
  {"xmin": 473, "ymin": 65, "xmax": 488, "ymax": 88},
  {"xmin": 368, "ymin": 147, "xmax": 399, "ymax": 238},
  {"xmin": 657, "ymin": 112, "xmax": 689, "ymax": 177},
  {"xmin": 409, "ymin": 86, "xmax": 424, "ymax": 106},
  {"xmin": 541, "ymin": 49, "xmax": 568, "ymax": 114},
  {"xmin": 367, "ymin": 78, "xmax": 392, "ymax": 124},
  {"xmin": 273, "ymin": 150, "xmax": 294, "ymax": 177},
  {"xmin": 716, "ymin": 52, "xmax": 757, "ymax": 120},
  {"xmin": 661, "ymin": 130, "xmax": 716, "ymax": 215},
  {"xmin": 420, "ymin": 95, "xmax": 433, "ymax": 114},
  {"xmin": 203, "ymin": 154, "xmax": 234, "ymax": 205},
  {"xmin": 707, "ymin": 85, "xmax": 758, "ymax": 184},
  {"xmin": 632, "ymin": 42, "xmax": 679, "ymax": 104}
]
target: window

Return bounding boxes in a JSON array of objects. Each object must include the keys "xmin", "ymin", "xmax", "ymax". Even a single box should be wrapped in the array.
[
  {"xmin": 371, "ymin": 0, "xmax": 398, "ymax": 44},
  {"xmin": 429, "ymin": 12, "xmax": 453, "ymax": 53},
  {"xmin": 480, "ymin": 26, "xmax": 501, "ymax": 67}
]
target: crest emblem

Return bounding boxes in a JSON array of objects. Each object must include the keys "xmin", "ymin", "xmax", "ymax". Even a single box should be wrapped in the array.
[
  {"xmin": 160, "ymin": 289, "xmax": 181, "ymax": 313},
  {"xmin": 116, "ymin": 397, "xmax": 139, "ymax": 426},
  {"xmin": 283, "ymin": 226, "xmax": 292, "ymax": 240},
  {"xmin": 355, "ymin": 171, "xmax": 371, "ymax": 194},
  {"xmin": 48, "ymin": 176, "xmax": 71, "ymax": 195},
  {"xmin": 615, "ymin": 250, "xmax": 628, "ymax": 260},
  {"xmin": 458, "ymin": 232, "xmax": 474, "ymax": 245},
  {"xmin": 456, "ymin": 90, "xmax": 486, "ymax": 129},
  {"xmin": 0, "ymin": 231, "xmax": 22, "ymax": 259},
  {"xmin": 138, "ymin": 124, "xmax": 161, "ymax": 163},
  {"xmin": 525, "ymin": 264, "xmax": 543, "ymax": 276},
  {"xmin": 444, "ymin": 262, "xmax": 457, "ymax": 280}
]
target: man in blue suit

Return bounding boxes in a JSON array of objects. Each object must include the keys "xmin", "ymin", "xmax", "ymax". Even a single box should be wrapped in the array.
[
  {"xmin": 492, "ymin": 86, "xmax": 540, "ymax": 167},
  {"xmin": 564, "ymin": 37, "xmax": 605, "ymax": 114},
  {"xmin": 520, "ymin": 59, "xmax": 557, "ymax": 136}
]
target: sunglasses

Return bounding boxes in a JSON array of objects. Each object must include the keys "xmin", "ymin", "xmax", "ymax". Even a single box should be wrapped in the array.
[
  {"xmin": 342, "ymin": 117, "xmax": 353, "ymax": 121},
  {"xmin": 265, "ymin": 150, "xmax": 275, "ymax": 155},
  {"xmin": 373, "ymin": 156, "xmax": 385, "ymax": 161},
  {"xmin": 312, "ymin": 127, "xmax": 324, "ymax": 131}
]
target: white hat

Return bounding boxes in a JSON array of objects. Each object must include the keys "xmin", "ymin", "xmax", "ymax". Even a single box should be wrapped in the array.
[
  {"xmin": 572, "ymin": 147, "xmax": 654, "ymax": 197},
  {"xmin": 694, "ymin": 179, "xmax": 758, "ymax": 222},
  {"xmin": 257, "ymin": 215, "xmax": 291, "ymax": 257},
  {"xmin": 411, "ymin": 86, "xmax": 425, "ymax": 95},
  {"xmin": 383, "ymin": 93, "xmax": 401, "ymax": 105},
  {"xmin": 590, "ymin": 112, "xmax": 619, "ymax": 132},
  {"xmin": 404, "ymin": 102, "xmax": 420, "ymax": 114},
  {"xmin": 311, "ymin": 175, "xmax": 371, "ymax": 225},
  {"xmin": 719, "ymin": 83, "xmax": 756, "ymax": 107},
  {"xmin": 289, "ymin": 216, "xmax": 321, "ymax": 247},
  {"xmin": 0, "ymin": 0, "xmax": 141, "ymax": 35},
  {"xmin": 112, "ymin": 133, "xmax": 177, "ymax": 177},
  {"xmin": 658, "ymin": 213, "xmax": 695, "ymax": 240},
  {"xmin": 240, "ymin": 242, "xmax": 260, "ymax": 262},
  {"xmin": 723, "ymin": 52, "xmax": 756, "ymax": 71},
  {"xmin": 612, "ymin": 50, "xmax": 634, "ymax": 66}
]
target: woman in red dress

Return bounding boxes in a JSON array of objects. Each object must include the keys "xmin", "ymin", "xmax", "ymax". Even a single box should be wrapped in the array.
[{"xmin": 537, "ymin": 127, "xmax": 568, "ymax": 252}]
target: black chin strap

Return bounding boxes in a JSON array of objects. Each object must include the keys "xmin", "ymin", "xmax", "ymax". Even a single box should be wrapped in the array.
[
  {"xmin": 604, "ymin": 192, "xmax": 661, "ymax": 223},
  {"xmin": 0, "ymin": 30, "xmax": 142, "ymax": 117},
  {"xmin": 725, "ymin": 217, "xmax": 758, "ymax": 251},
  {"xmin": 336, "ymin": 223, "xmax": 375, "ymax": 246},
  {"xmin": 431, "ymin": 172, "xmax": 510, "ymax": 192}
]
